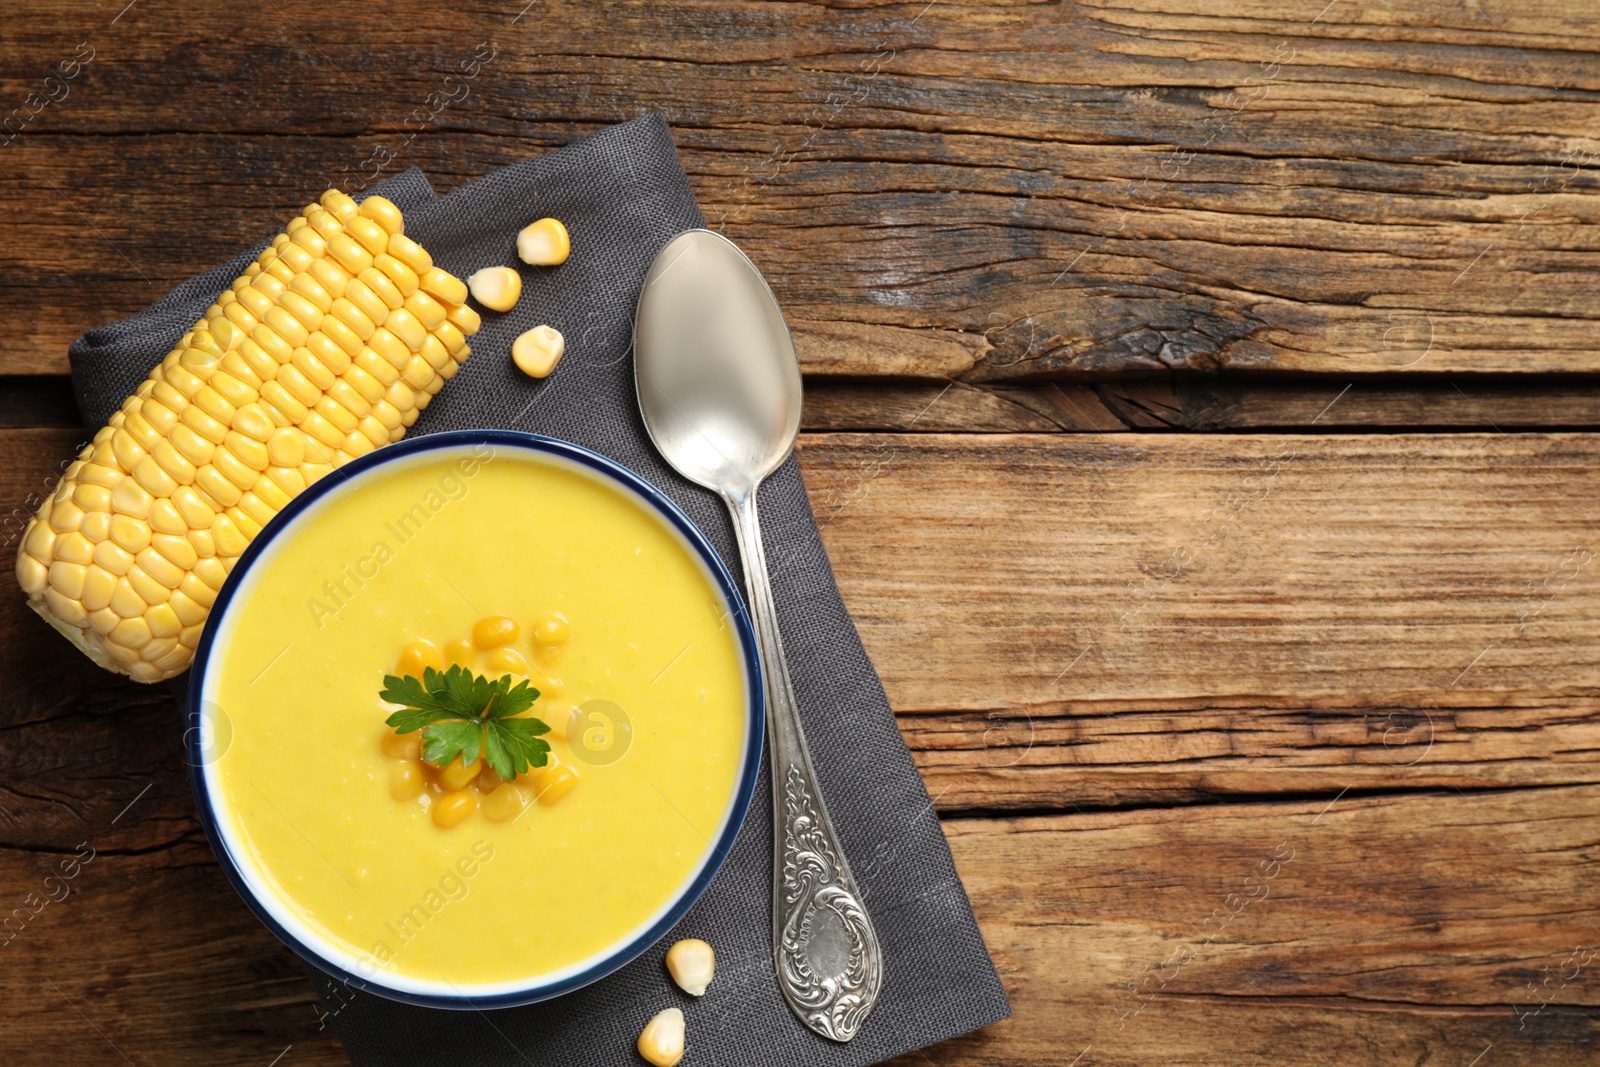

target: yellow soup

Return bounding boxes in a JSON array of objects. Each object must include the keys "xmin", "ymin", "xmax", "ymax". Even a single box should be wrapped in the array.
[{"xmin": 204, "ymin": 445, "xmax": 749, "ymax": 991}]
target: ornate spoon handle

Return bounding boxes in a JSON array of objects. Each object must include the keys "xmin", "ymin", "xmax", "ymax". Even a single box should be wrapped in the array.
[{"xmin": 726, "ymin": 488, "xmax": 884, "ymax": 1042}]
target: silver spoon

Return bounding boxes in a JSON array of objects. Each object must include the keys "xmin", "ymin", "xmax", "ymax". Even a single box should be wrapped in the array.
[{"xmin": 635, "ymin": 229, "xmax": 884, "ymax": 1042}]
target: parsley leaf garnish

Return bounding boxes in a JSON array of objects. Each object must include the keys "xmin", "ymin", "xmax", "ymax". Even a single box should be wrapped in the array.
[{"xmin": 381, "ymin": 664, "xmax": 551, "ymax": 781}]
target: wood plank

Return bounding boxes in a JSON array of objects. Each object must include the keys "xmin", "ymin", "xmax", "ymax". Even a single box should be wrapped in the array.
[
  {"xmin": 804, "ymin": 376, "xmax": 1600, "ymax": 433},
  {"xmin": 901, "ymin": 786, "xmax": 1600, "ymax": 1066},
  {"xmin": 797, "ymin": 430, "xmax": 1600, "ymax": 809},
  {"xmin": 5, "ymin": 781, "xmax": 1596, "ymax": 1065},
  {"xmin": 4, "ymin": 428, "xmax": 1598, "ymax": 816},
  {"xmin": 4, "ymin": 3, "xmax": 1600, "ymax": 375}
]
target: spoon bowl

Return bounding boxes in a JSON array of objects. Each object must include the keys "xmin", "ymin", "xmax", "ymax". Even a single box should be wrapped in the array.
[{"xmin": 634, "ymin": 230, "xmax": 801, "ymax": 501}]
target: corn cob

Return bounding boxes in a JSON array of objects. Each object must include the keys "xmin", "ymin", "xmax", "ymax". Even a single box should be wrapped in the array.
[{"xmin": 15, "ymin": 189, "xmax": 482, "ymax": 683}]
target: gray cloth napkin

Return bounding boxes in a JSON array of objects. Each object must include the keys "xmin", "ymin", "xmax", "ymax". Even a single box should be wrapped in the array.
[{"xmin": 69, "ymin": 114, "xmax": 1008, "ymax": 1067}]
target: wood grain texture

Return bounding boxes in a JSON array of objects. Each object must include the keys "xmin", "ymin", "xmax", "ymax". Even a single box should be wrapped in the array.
[
  {"xmin": 6, "ymin": 783, "xmax": 1597, "ymax": 1066},
  {"xmin": 905, "ymin": 786, "xmax": 1600, "ymax": 1067},
  {"xmin": 3, "ymin": 0, "xmax": 1600, "ymax": 376},
  {"xmin": 805, "ymin": 375, "xmax": 1600, "ymax": 432},
  {"xmin": 798, "ymin": 430, "xmax": 1600, "ymax": 810}
]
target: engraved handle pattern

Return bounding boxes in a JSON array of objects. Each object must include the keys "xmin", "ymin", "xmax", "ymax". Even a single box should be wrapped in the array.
[
  {"xmin": 778, "ymin": 763, "xmax": 884, "ymax": 1040},
  {"xmin": 727, "ymin": 489, "xmax": 883, "ymax": 1042}
]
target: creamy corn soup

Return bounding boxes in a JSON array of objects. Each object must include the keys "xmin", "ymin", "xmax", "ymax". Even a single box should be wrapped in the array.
[{"xmin": 204, "ymin": 446, "xmax": 748, "ymax": 989}]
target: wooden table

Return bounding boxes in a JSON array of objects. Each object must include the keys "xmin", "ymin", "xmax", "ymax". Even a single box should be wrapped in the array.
[{"xmin": 4, "ymin": 2, "xmax": 1599, "ymax": 1063}]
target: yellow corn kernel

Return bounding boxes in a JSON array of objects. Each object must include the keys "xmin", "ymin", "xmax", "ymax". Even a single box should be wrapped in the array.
[
  {"xmin": 358, "ymin": 267, "xmax": 405, "ymax": 310},
  {"xmin": 209, "ymin": 371, "xmax": 255, "ymax": 410},
  {"xmin": 418, "ymin": 267, "xmax": 468, "ymax": 307},
  {"xmin": 150, "ymin": 440, "xmax": 197, "ymax": 486},
  {"xmin": 401, "ymin": 356, "xmax": 435, "ymax": 390},
  {"xmin": 94, "ymin": 540, "xmax": 135, "ymax": 577},
  {"xmin": 308, "ymin": 257, "xmax": 350, "ymax": 298},
  {"xmin": 435, "ymin": 321, "xmax": 468, "ymax": 356},
  {"xmin": 264, "ymin": 306, "xmax": 310, "ymax": 348},
  {"xmin": 512, "ymin": 325, "xmax": 565, "ymax": 379},
  {"xmin": 396, "ymin": 638, "xmax": 444, "ymax": 678},
  {"xmin": 347, "ymin": 215, "xmax": 389, "ymax": 257},
  {"xmin": 445, "ymin": 302, "xmax": 481, "ymax": 335},
  {"xmin": 49, "ymin": 500, "xmax": 85, "ymax": 534},
  {"xmin": 319, "ymin": 189, "xmax": 357, "ymax": 221},
  {"xmin": 79, "ymin": 564, "xmax": 116, "ymax": 612},
  {"xmin": 404, "ymin": 291, "xmax": 447, "ymax": 331},
  {"xmin": 232, "ymin": 402, "xmax": 276, "ymax": 442},
  {"xmin": 531, "ymin": 763, "xmax": 579, "ymax": 806},
  {"xmin": 126, "ymin": 565, "xmax": 171, "ymax": 606},
  {"xmin": 381, "ymin": 729, "xmax": 423, "ymax": 761},
  {"xmin": 44, "ymin": 588, "xmax": 88, "ymax": 628},
  {"xmin": 374, "ymin": 252, "xmax": 420, "ymax": 295},
  {"xmin": 181, "ymin": 405, "xmax": 229, "ymax": 447},
  {"xmin": 414, "ymin": 335, "xmax": 450, "ymax": 375},
  {"xmin": 368, "ymin": 328, "xmax": 412, "ymax": 370},
  {"xmin": 438, "ymin": 755, "xmax": 483, "ymax": 792},
  {"xmin": 109, "ymin": 577, "xmax": 146, "ymax": 617},
  {"xmin": 330, "ymin": 297, "xmax": 378, "ymax": 341},
  {"xmin": 290, "ymin": 225, "xmax": 328, "ymax": 258},
  {"xmin": 358, "ymin": 194, "xmax": 404, "ymax": 235},
  {"xmin": 237, "ymin": 492, "xmax": 276, "ymax": 529},
  {"xmin": 225, "ymin": 506, "xmax": 262, "ymax": 542},
  {"xmin": 327, "ymin": 231, "xmax": 373, "ymax": 275},
  {"xmin": 463, "ymin": 266, "xmax": 521, "ymax": 312},
  {"xmin": 389, "ymin": 761, "xmax": 426, "ymax": 802},
  {"xmin": 79, "ymin": 514, "xmax": 111, "ymax": 545},
  {"xmin": 481, "ymin": 783, "xmax": 527, "ymax": 822},
  {"xmin": 444, "ymin": 637, "xmax": 475, "ymax": 667},
  {"xmin": 386, "ymin": 309, "xmax": 427, "ymax": 352},
  {"xmin": 666, "ymin": 939, "xmax": 716, "ymax": 996},
  {"xmin": 472, "ymin": 615, "xmax": 519, "ymax": 649},
  {"xmin": 290, "ymin": 348, "xmax": 334, "ymax": 391},
  {"xmin": 636, "ymin": 1009, "xmax": 685, "ymax": 1067},
  {"xmin": 48, "ymin": 561, "xmax": 87, "ymax": 600},
  {"xmin": 517, "ymin": 217, "xmax": 570, "ymax": 266},
  {"xmin": 532, "ymin": 614, "xmax": 570, "ymax": 645},
  {"xmin": 387, "ymin": 233, "xmax": 433, "ymax": 274},
  {"xmin": 108, "ymin": 515, "xmax": 152, "ymax": 554},
  {"xmin": 110, "ymin": 615, "xmax": 153, "ymax": 650},
  {"xmin": 485, "ymin": 647, "xmax": 528, "ymax": 676},
  {"xmin": 343, "ymin": 279, "xmax": 391, "ymax": 326},
  {"xmin": 432, "ymin": 790, "xmax": 477, "ymax": 828}
]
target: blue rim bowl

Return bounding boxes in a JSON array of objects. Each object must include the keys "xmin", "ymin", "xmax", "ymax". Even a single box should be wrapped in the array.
[{"xmin": 186, "ymin": 430, "xmax": 764, "ymax": 1010}]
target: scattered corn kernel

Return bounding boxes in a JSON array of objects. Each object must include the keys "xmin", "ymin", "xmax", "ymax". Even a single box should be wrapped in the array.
[
  {"xmin": 516, "ymin": 217, "xmax": 570, "ymax": 266},
  {"xmin": 444, "ymin": 637, "xmax": 475, "ymax": 667},
  {"xmin": 666, "ymin": 939, "xmax": 715, "ymax": 997},
  {"xmin": 636, "ymin": 1008, "xmax": 685, "ymax": 1067},
  {"xmin": 532, "ymin": 613, "xmax": 569, "ymax": 645},
  {"xmin": 466, "ymin": 266, "xmax": 522, "ymax": 313},
  {"xmin": 512, "ymin": 325, "xmax": 565, "ymax": 379},
  {"xmin": 389, "ymin": 760, "xmax": 425, "ymax": 801},
  {"xmin": 472, "ymin": 614, "xmax": 519, "ymax": 649},
  {"xmin": 17, "ymin": 190, "xmax": 479, "ymax": 683},
  {"xmin": 432, "ymin": 789, "xmax": 478, "ymax": 828}
]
